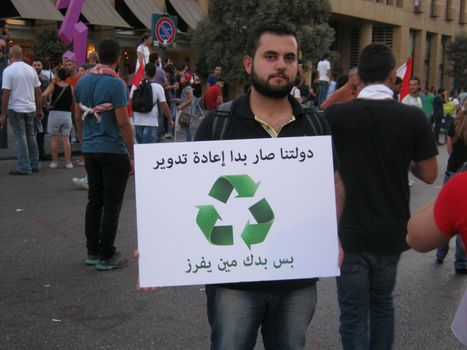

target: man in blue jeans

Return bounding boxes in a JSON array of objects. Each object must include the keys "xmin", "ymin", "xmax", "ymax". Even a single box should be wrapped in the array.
[
  {"xmin": 0, "ymin": 45, "xmax": 43, "ymax": 175},
  {"xmin": 74, "ymin": 39, "xmax": 134, "ymax": 271},
  {"xmin": 325, "ymin": 43, "xmax": 438, "ymax": 349},
  {"xmin": 196, "ymin": 22, "xmax": 345, "ymax": 350}
]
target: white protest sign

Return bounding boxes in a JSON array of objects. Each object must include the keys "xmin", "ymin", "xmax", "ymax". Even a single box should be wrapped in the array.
[
  {"xmin": 135, "ymin": 136, "xmax": 340, "ymax": 288},
  {"xmin": 452, "ymin": 289, "xmax": 467, "ymax": 346}
]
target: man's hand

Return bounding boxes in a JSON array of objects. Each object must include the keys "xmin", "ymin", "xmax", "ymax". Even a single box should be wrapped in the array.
[
  {"xmin": 36, "ymin": 110, "xmax": 44, "ymax": 120},
  {"xmin": 0, "ymin": 113, "xmax": 6, "ymax": 127},
  {"xmin": 167, "ymin": 118, "xmax": 174, "ymax": 128}
]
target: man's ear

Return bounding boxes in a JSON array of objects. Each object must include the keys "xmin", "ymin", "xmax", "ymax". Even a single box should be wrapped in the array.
[{"xmin": 243, "ymin": 55, "xmax": 252, "ymax": 75}]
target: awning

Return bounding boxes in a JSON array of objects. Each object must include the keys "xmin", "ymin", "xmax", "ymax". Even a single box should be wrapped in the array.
[
  {"xmin": 81, "ymin": 0, "xmax": 130, "ymax": 28},
  {"xmin": 10, "ymin": 0, "xmax": 63, "ymax": 21},
  {"xmin": 168, "ymin": 0, "xmax": 205, "ymax": 29},
  {"xmin": 123, "ymin": 0, "xmax": 164, "ymax": 29}
]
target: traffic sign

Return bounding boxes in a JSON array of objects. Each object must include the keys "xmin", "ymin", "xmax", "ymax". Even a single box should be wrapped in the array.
[{"xmin": 152, "ymin": 15, "xmax": 177, "ymax": 48}]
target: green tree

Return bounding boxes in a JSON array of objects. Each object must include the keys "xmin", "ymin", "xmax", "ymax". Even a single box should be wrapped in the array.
[
  {"xmin": 189, "ymin": 0, "xmax": 334, "ymax": 85},
  {"xmin": 31, "ymin": 29, "xmax": 70, "ymax": 67},
  {"xmin": 446, "ymin": 33, "xmax": 467, "ymax": 90}
]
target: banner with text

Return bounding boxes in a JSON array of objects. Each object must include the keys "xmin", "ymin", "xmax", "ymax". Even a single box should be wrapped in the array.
[{"xmin": 135, "ymin": 136, "xmax": 340, "ymax": 288}]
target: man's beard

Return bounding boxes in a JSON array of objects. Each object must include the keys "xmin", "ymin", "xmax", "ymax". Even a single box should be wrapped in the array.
[{"xmin": 250, "ymin": 65, "xmax": 294, "ymax": 99}]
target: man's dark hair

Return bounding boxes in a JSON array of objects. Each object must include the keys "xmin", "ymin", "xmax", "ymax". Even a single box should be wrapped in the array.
[
  {"xmin": 395, "ymin": 76, "xmax": 402, "ymax": 85},
  {"xmin": 32, "ymin": 57, "xmax": 43, "ymax": 64},
  {"xmin": 97, "ymin": 39, "xmax": 121, "ymax": 65},
  {"xmin": 246, "ymin": 22, "xmax": 300, "ymax": 58},
  {"xmin": 357, "ymin": 43, "xmax": 396, "ymax": 84},
  {"xmin": 149, "ymin": 53, "xmax": 159, "ymax": 64},
  {"xmin": 144, "ymin": 62, "xmax": 156, "ymax": 78},
  {"xmin": 56, "ymin": 67, "xmax": 69, "ymax": 81},
  {"xmin": 411, "ymin": 76, "xmax": 420, "ymax": 85},
  {"xmin": 438, "ymin": 88, "xmax": 445, "ymax": 94},
  {"xmin": 140, "ymin": 32, "xmax": 151, "ymax": 43}
]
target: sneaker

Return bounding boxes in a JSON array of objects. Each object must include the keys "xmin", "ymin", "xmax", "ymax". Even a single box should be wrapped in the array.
[
  {"xmin": 72, "ymin": 176, "xmax": 89, "ymax": 190},
  {"xmin": 96, "ymin": 252, "xmax": 129, "ymax": 271},
  {"xmin": 164, "ymin": 133, "xmax": 172, "ymax": 139},
  {"xmin": 49, "ymin": 162, "xmax": 58, "ymax": 169},
  {"xmin": 65, "ymin": 162, "xmax": 74, "ymax": 169},
  {"xmin": 85, "ymin": 255, "xmax": 100, "ymax": 266},
  {"xmin": 75, "ymin": 159, "xmax": 85, "ymax": 167}
]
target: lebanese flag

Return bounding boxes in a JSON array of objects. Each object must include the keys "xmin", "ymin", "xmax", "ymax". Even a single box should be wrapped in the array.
[
  {"xmin": 131, "ymin": 57, "xmax": 145, "ymax": 87},
  {"xmin": 396, "ymin": 57, "xmax": 413, "ymax": 101}
]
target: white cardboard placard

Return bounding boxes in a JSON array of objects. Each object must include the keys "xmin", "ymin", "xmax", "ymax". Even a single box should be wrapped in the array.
[{"xmin": 135, "ymin": 136, "xmax": 340, "ymax": 287}]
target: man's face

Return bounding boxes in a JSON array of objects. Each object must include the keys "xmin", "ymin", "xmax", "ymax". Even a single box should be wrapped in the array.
[
  {"xmin": 214, "ymin": 66, "xmax": 222, "ymax": 77},
  {"xmin": 217, "ymin": 81, "xmax": 224, "ymax": 88},
  {"xmin": 244, "ymin": 33, "xmax": 298, "ymax": 99},
  {"xmin": 32, "ymin": 61, "xmax": 43, "ymax": 74},
  {"xmin": 65, "ymin": 60, "xmax": 76, "ymax": 75},
  {"xmin": 409, "ymin": 80, "xmax": 420, "ymax": 95},
  {"xmin": 78, "ymin": 66, "xmax": 86, "ymax": 77},
  {"xmin": 144, "ymin": 37, "xmax": 152, "ymax": 46}
]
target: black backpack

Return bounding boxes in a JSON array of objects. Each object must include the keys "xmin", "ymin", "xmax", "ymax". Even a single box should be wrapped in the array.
[{"xmin": 132, "ymin": 79, "xmax": 156, "ymax": 113}]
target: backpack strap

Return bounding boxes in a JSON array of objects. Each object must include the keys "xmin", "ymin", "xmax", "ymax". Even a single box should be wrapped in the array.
[
  {"xmin": 303, "ymin": 110, "xmax": 325, "ymax": 135},
  {"xmin": 211, "ymin": 100, "xmax": 234, "ymax": 140}
]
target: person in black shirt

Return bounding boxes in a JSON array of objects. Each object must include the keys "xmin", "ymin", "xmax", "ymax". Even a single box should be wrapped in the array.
[
  {"xmin": 196, "ymin": 22, "xmax": 345, "ymax": 350},
  {"xmin": 192, "ymin": 72, "xmax": 204, "ymax": 117},
  {"xmin": 432, "ymin": 88, "xmax": 446, "ymax": 145},
  {"xmin": 325, "ymin": 43, "xmax": 438, "ymax": 350}
]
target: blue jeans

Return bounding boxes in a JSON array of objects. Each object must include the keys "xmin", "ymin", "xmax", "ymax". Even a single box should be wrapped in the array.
[
  {"xmin": 193, "ymin": 96, "xmax": 204, "ymax": 117},
  {"xmin": 337, "ymin": 252, "xmax": 400, "ymax": 350},
  {"xmin": 436, "ymin": 171, "xmax": 467, "ymax": 268},
  {"xmin": 206, "ymin": 283, "xmax": 317, "ymax": 350},
  {"xmin": 318, "ymin": 80, "xmax": 329, "ymax": 108},
  {"xmin": 8, "ymin": 109, "xmax": 39, "ymax": 174},
  {"xmin": 134, "ymin": 125, "xmax": 158, "ymax": 144}
]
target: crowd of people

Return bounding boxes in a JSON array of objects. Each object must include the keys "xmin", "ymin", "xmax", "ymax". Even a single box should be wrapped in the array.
[{"xmin": 1, "ymin": 20, "xmax": 466, "ymax": 349}]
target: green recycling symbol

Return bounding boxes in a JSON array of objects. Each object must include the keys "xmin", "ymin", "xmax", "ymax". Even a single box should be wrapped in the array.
[{"xmin": 196, "ymin": 175, "xmax": 275, "ymax": 249}]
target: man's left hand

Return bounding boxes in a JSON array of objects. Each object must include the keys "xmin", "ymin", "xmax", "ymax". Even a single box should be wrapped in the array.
[{"xmin": 36, "ymin": 110, "xmax": 44, "ymax": 120}]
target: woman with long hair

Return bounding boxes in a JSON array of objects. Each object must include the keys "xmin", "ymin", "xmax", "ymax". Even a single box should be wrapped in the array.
[
  {"xmin": 42, "ymin": 67, "xmax": 74, "ymax": 168},
  {"xmin": 435, "ymin": 99, "xmax": 467, "ymax": 273},
  {"xmin": 175, "ymin": 73, "xmax": 194, "ymax": 141}
]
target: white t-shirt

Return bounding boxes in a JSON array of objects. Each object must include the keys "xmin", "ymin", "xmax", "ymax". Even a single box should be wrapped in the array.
[
  {"xmin": 2, "ymin": 61, "xmax": 41, "ymax": 113},
  {"xmin": 317, "ymin": 59, "xmax": 331, "ymax": 82},
  {"xmin": 135, "ymin": 44, "xmax": 150, "ymax": 72},
  {"xmin": 290, "ymin": 86, "xmax": 301, "ymax": 103},
  {"xmin": 130, "ymin": 82, "xmax": 166, "ymax": 127},
  {"xmin": 402, "ymin": 94, "xmax": 423, "ymax": 109}
]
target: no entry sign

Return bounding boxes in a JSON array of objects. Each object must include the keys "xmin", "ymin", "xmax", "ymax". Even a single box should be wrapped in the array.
[{"xmin": 152, "ymin": 15, "xmax": 177, "ymax": 48}]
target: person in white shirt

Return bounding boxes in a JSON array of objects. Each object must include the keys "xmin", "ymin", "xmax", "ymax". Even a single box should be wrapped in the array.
[
  {"xmin": 135, "ymin": 32, "xmax": 152, "ymax": 73},
  {"xmin": 401, "ymin": 77, "xmax": 423, "ymax": 109},
  {"xmin": 130, "ymin": 63, "xmax": 173, "ymax": 143},
  {"xmin": 0, "ymin": 45, "xmax": 43, "ymax": 175},
  {"xmin": 316, "ymin": 54, "xmax": 331, "ymax": 107}
]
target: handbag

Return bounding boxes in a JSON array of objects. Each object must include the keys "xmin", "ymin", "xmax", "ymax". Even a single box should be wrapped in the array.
[{"xmin": 178, "ymin": 112, "xmax": 192, "ymax": 127}]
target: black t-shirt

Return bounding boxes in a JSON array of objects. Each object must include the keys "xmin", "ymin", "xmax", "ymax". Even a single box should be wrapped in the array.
[
  {"xmin": 192, "ymin": 82, "xmax": 202, "ymax": 98},
  {"xmin": 433, "ymin": 95, "xmax": 445, "ymax": 116},
  {"xmin": 195, "ymin": 93, "xmax": 338, "ymax": 291},
  {"xmin": 51, "ymin": 84, "xmax": 73, "ymax": 111},
  {"xmin": 326, "ymin": 98, "xmax": 438, "ymax": 254},
  {"xmin": 447, "ymin": 122, "xmax": 467, "ymax": 172}
]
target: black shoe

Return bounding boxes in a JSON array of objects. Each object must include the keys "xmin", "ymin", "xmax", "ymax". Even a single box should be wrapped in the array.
[
  {"xmin": 32, "ymin": 169, "xmax": 40, "ymax": 173},
  {"xmin": 39, "ymin": 155, "xmax": 51, "ymax": 161},
  {"xmin": 9, "ymin": 170, "xmax": 30, "ymax": 175},
  {"xmin": 436, "ymin": 258, "xmax": 444, "ymax": 264},
  {"xmin": 455, "ymin": 267, "xmax": 467, "ymax": 274}
]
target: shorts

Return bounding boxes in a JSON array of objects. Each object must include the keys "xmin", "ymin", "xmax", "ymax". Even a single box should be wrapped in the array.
[{"xmin": 48, "ymin": 110, "xmax": 72, "ymax": 136}]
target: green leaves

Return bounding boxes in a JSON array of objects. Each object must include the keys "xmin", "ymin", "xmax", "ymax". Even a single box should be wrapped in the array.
[
  {"xmin": 446, "ymin": 33, "xmax": 467, "ymax": 90},
  {"xmin": 189, "ymin": 0, "xmax": 334, "ymax": 85}
]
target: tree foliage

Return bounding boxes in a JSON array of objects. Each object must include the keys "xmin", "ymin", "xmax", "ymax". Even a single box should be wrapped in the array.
[
  {"xmin": 189, "ymin": 0, "xmax": 335, "ymax": 85},
  {"xmin": 446, "ymin": 33, "xmax": 467, "ymax": 90},
  {"xmin": 31, "ymin": 29, "xmax": 70, "ymax": 67}
]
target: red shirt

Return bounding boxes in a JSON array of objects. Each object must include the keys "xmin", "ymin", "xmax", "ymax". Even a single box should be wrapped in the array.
[
  {"xmin": 434, "ymin": 172, "xmax": 467, "ymax": 246},
  {"xmin": 204, "ymin": 85, "xmax": 222, "ymax": 110}
]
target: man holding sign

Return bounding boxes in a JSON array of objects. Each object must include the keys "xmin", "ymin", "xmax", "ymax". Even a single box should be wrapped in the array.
[{"xmin": 195, "ymin": 22, "xmax": 345, "ymax": 350}]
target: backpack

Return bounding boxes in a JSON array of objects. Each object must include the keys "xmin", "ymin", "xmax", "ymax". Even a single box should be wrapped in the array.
[
  {"xmin": 210, "ymin": 101, "xmax": 326, "ymax": 140},
  {"xmin": 132, "ymin": 79, "xmax": 156, "ymax": 113}
]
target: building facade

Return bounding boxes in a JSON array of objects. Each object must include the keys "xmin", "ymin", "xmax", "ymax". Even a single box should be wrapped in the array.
[
  {"xmin": 330, "ymin": 0, "xmax": 467, "ymax": 90},
  {"xmin": 2, "ymin": 0, "xmax": 465, "ymax": 90}
]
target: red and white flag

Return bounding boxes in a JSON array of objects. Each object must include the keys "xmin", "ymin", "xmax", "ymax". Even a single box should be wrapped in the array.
[
  {"xmin": 131, "ymin": 57, "xmax": 145, "ymax": 87},
  {"xmin": 396, "ymin": 57, "xmax": 413, "ymax": 101}
]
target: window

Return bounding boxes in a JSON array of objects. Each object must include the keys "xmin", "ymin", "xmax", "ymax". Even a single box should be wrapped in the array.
[
  {"xmin": 372, "ymin": 26, "xmax": 394, "ymax": 48},
  {"xmin": 460, "ymin": 0, "xmax": 466, "ymax": 23}
]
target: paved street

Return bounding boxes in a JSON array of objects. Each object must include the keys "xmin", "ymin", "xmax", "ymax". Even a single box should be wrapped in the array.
[{"xmin": 1, "ymin": 125, "xmax": 466, "ymax": 349}]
